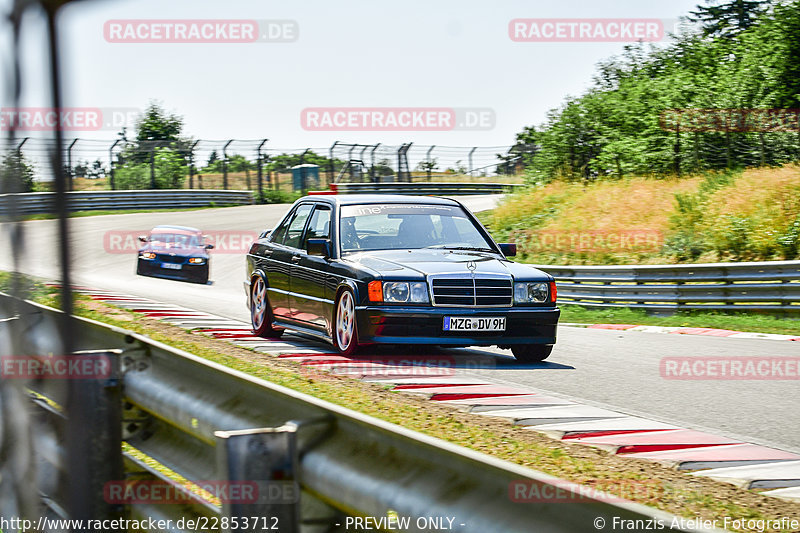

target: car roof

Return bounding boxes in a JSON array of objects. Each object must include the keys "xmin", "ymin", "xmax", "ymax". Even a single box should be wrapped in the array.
[
  {"xmin": 299, "ymin": 194, "xmax": 461, "ymax": 207},
  {"xmin": 151, "ymin": 225, "xmax": 201, "ymax": 234}
]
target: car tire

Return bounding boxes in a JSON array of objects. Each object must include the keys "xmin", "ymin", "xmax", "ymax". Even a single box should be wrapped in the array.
[
  {"xmin": 333, "ymin": 288, "xmax": 360, "ymax": 356},
  {"xmin": 511, "ymin": 345, "xmax": 552, "ymax": 363},
  {"xmin": 250, "ymin": 275, "xmax": 284, "ymax": 338}
]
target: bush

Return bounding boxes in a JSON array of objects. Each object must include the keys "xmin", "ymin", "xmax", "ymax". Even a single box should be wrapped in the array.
[
  {"xmin": 258, "ymin": 190, "xmax": 302, "ymax": 204},
  {"xmin": 114, "ymin": 149, "xmax": 187, "ymax": 190}
]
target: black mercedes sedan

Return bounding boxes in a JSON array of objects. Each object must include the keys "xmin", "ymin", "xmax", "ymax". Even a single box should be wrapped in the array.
[
  {"xmin": 136, "ymin": 225, "xmax": 214, "ymax": 284},
  {"xmin": 244, "ymin": 195, "xmax": 559, "ymax": 362}
]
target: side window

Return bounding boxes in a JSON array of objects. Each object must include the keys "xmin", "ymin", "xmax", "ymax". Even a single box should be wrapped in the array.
[
  {"xmin": 283, "ymin": 204, "xmax": 314, "ymax": 249},
  {"xmin": 270, "ymin": 210, "xmax": 294, "ymax": 244},
  {"xmin": 302, "ymin": 206, "xmax": 331, "ymax": 250}
]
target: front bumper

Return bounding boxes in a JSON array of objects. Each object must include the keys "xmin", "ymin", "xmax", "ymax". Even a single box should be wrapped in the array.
[
  {"xmin": 355, "ymin": 305, "xmax": 559, "ymax": 346},
  {"xmin": 137, "ymin": 259, "xmax": 209, "ymax": 283}
]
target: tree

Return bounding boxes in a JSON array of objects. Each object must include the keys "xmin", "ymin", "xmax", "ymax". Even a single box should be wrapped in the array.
[
  {"xmin": 687, "ymin": 0, "xmax": 770, "ymax": 37},
  {"xmin": 227, "ymin": 154, "xmax": 254, "ymax": 172},
  {"xmin": 415, "ymin": 158, "xmax": 438, "ymax": 173},
  {"xmin": 114, "ymin": 102, "xmax": 191, "ymax": 188},
  {"xmin": 0, "ymin": 152, "xmax": 35, "ymax": 192},
  {"xmin": 73, "ymin": 161, "xmax": 89, "ymax": 178},
  {"xmin": 512, "ymin": 0, "xmax": 800, "ymax": 181},
  {"xmin": 90, "ymin": 159, "xmax": 106, "ymax": 179}
]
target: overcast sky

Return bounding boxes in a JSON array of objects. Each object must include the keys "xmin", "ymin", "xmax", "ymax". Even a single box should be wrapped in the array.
[{"xmin": 2, "ymin": 0, "xmax": 703, "ymax": 153}]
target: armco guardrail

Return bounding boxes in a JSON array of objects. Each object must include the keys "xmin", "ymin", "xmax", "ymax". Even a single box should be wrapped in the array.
[
  {"xmin": 0, "ymin": 293, "xmax": 707, "ymax": 533},
  {"xmin": 331, "ymin": 182, "xmax": 522, "ymax": 195},
  {"xmin": 0, "ymin": 189, "xmax": 254, "ymax": 215},
  {"xmin": 537, "ymin": 261, "xmax": 800, "ymax": 314}
]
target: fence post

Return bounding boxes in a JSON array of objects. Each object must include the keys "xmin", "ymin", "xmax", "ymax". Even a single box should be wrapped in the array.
[
  {"xmin": 468, "ymin": 146, "xmax": 477, "ymax": 177},
  {"xmin": 328, "ymin": 141, "xmax": 338, "ymax": 183},
  {"xmin": 149, "ymin": 146, "xmax": 156, "ymax": 189},
  {"xmin": 223, "ymin": 139, "xmax": 233, "ymax": 190},
  {"xmin": 426, "ymin": 145, "xmax": 435, "ymax": 181},
  {"xmin": 215, "ymin": 424, "xmax": 300, "ymax": 531},
  {"xmin": 188, "ymin": 140, "xmax": 199, "ymax": 189},
  {"xmin": 16, "ymin": 137, "xmax": 29, "ymax": 192},
  {"xmin": 300, "ymin": 148, "xmax": 310, "ymax": 192},
  {"xmin": 108, "ymin": 139, "xmax": 120, "ymax": 190},
  {"xmin": 257, "ymin": 139, "xmax": 268, "ymax": 203},
  {"xmin": 370, "ymin": 143, "xmax": 380, "ymax": 182},
  {"xmin": 67, "ymin": 138, "xmax": 78, "ymax": 191}
]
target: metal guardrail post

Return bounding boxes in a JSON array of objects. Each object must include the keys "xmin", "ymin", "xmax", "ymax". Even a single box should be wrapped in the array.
[
  {"xmin": 66, "ymin": 350, "xmax": 124, "ymax": 525},
  {"xmin": 215, "ymin": 424, "xmax": 301, "ymax": 532}
]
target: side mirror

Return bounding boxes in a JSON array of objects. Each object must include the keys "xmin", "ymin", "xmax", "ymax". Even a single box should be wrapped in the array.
[
  {"xmin": 259, "ymin": 230, "xmax": 272, "ymax": 240},
  {"xmin": 205, "ymin": 244, "xmax": 215, "ymax": 250},
  {"xmin": 307, "ymin": 238, "xmax": 332, "ymax": 258},
  {"xmin": 138, "ymin": 235, "xmax": 148, "ymax": 243},
  {"xmin": 498, "ymin": 243, "xmax": 517, "ymax": 257}
]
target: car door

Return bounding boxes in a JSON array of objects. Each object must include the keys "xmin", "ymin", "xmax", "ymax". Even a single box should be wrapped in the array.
[
  {"xmin": 289, "ymin": 204, "xmax": 332, "ymax": 331},
  {"xmin": 267, "ymin": 203, "xmax": 313, "ymax": 319}
]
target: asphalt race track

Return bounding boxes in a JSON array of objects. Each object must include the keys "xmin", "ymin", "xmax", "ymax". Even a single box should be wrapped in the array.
[{"xmin": 1, "ymin": 195, "xmax": 798, "ymax": 455}]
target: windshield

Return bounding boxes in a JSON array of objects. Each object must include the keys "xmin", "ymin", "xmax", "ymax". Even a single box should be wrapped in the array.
[
  {"xmin": 339, "ymin": 204, "xmax": 495, "ymax": 253},
  {"xmin": 148, "ymin": 233, "xmax": 204, "ymax": 248}
]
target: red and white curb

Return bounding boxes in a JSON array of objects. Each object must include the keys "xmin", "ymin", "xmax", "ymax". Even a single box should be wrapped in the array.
[
  {"xmin": 74, "ymin": 286, "xmax": 800, "ymax": 503},
  {"xmin": 568, "ymin": 323, "xmax": 800, "ymax": 341}
]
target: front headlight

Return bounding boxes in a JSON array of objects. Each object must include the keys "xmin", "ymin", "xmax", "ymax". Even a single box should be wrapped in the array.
[
  {"xmin": 140, "ymin": 252, "xmax": 156, "ymax": 260},
  {"xmin": 188, "ymin": 257, "xmax": 206, "ymax": 264},
  {"xmin": 514, "ymin": 282, "xmax": 549, "ymax": 304},
  {"xmin": 383, "ymin": 281, "xmax": 430, "ymax": 303}
]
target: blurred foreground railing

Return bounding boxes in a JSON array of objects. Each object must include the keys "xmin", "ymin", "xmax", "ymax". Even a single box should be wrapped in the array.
[
  {"xmin": 537, "ymin": 261, "xmax": 800, "ymax": 314},
  {"xmin": 0, "ymin": 189, "xmax": 254, "ymax": 215},
  {"xmin": 0, "ymin": 293, "xmax": 704, "ymax": 532}
]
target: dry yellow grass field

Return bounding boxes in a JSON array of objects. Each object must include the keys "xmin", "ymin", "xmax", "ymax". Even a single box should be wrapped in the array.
[{"xmin": 482, "ymin": 165, "xmax": 800, "ymax": 264}]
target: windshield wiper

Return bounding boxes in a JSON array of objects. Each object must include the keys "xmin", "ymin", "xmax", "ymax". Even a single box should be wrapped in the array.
[{"xmin": 424, "ymin": 245, "xmax": 497, "ymax": 253}]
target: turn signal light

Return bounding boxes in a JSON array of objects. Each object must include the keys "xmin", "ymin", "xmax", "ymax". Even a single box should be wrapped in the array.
[
  {"xmin": 549, "ymin": 281, "xmax": 557, "ymax": 303},
  {"xmin": 368, "ymin": 280, "xmax": 383, "ymax": 302}
]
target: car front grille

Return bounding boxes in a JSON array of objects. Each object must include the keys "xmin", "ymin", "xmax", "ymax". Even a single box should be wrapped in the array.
[
  {"xmin": 156, "ymin": 254, "xmax": 186, "ymax": 264},
  {"xmin": 431, "ymin": 277, "xmax": 513, "ymax": 307}
]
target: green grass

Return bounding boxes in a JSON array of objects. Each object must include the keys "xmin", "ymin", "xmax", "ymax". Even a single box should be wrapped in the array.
[{"xmin": 560, "ymin": 305, "xmax": 800, "ymax": 336}]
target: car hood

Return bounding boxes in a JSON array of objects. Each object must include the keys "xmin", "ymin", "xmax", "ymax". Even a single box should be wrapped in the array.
[{"xmin": 347, "ymin": 249, "xmax": 551, "ymax": 280}]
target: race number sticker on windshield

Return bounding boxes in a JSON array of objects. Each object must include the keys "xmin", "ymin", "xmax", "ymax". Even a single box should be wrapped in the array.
[{"xmin": 443, "ymin": 316, "xmax": 506, "ymax": 332}]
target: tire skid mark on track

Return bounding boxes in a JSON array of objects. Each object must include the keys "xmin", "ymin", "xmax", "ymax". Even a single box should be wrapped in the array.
[{"xmin": 72, "ymin": 285, "xmax": 800, "ymax": 502}]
